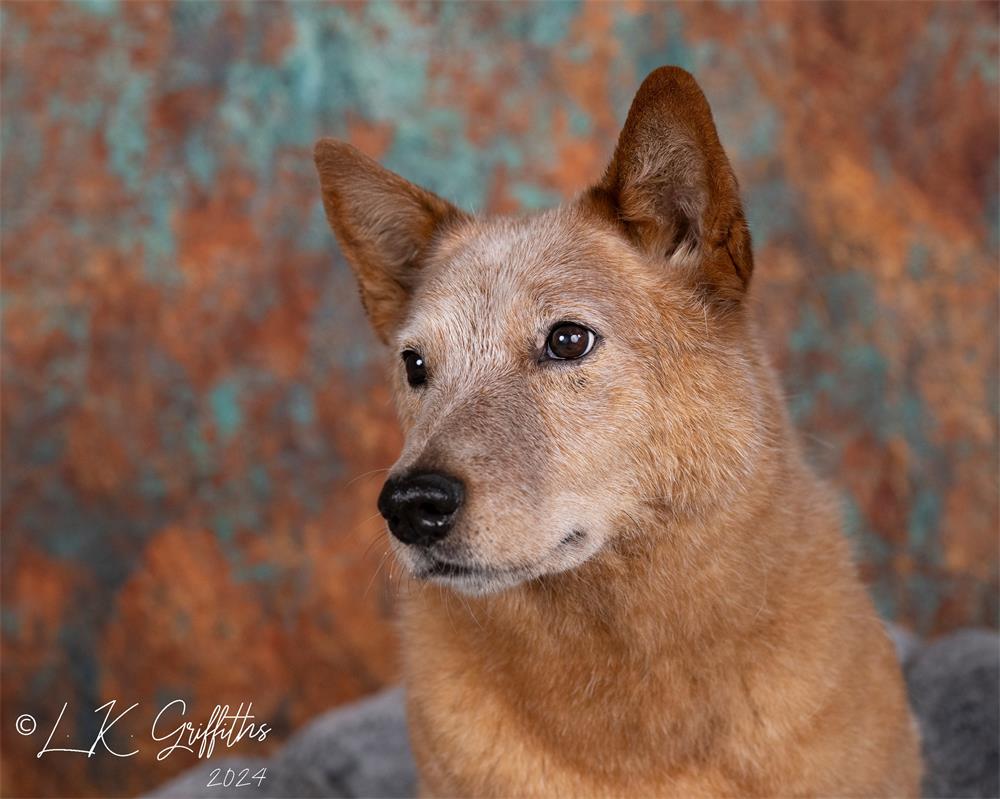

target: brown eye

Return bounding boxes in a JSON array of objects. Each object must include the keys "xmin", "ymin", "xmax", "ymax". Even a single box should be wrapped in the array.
[
  {"xmin": 545, "ymin": 323, "xmax": 596, "ymax": 361},
  {"xmin": 402, "ymin": 350, "xmax": 427, "ymax": 387}
]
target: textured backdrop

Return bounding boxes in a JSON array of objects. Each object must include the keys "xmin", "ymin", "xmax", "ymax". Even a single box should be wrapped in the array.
[{"xmin": 2, "ymin": 2, "xmax": 997, "ymax": 797}]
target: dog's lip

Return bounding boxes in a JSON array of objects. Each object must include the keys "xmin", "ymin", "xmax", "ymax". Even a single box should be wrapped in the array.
[
  {"xmin": 420, "ymin": 531, "xmax": 587, "ymax": 581},
  {"xmin": 424, "ymin": 557, "xmax": 484, "ymax": 578},
  {"xmin": 559, "ymin": 529, "xmax": 586, "ymax": 547},
  {"xmin": 419, "ymin": 555, "xmax": 524, "ymax": 581}
]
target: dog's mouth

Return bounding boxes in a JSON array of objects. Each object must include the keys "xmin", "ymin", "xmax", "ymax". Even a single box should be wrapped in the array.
[
  {"xmin": 418, "ymin": 556, "xmax": 520, "ymax": 581},
  {"xmin": 407, "ymin": 531, "xmax": 592, "ymax": 596},
  {"xmin": 423, "ymin": 557, "xmax": 488, "ymax": 579},
  {"xmin": 409, "ymin": 553, "xmax": 536, "ymax": 595}
]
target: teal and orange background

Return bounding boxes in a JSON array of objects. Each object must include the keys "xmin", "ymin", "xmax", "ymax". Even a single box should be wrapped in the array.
[{"xmin": 2, "ymin": 2, "xmax": 997, "ymax": 796}]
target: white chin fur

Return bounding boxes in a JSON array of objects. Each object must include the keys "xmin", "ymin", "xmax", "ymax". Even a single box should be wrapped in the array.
[
  {"xmin": 426, "ymin": 568, "xmax": 530, "ymax": 597},
  {"xmin": 392, "ymin": 532, "xmax": 603, "ymax": 596}
]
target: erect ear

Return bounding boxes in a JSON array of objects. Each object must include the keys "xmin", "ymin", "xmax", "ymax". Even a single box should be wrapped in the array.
[
  {"xmin": 586, "ymin": 66, "xmax": 753, "ymax": 303},
  {"xmin": 314, "ymin": 140, "xmax": 468, "ymax": 343}
]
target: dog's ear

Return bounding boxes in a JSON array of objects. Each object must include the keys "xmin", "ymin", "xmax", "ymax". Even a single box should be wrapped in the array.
[
  {"xmin": 314, "ymin": 140, "xmax": 468, "ymax": 342},
  {"xmin": 587, "ymin": 66, "xmax": 753, "ymax": 303}
]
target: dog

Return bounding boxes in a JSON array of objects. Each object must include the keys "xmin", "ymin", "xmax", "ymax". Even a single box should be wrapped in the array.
[{"xmin": 314, "ymin": 66, "xmax": 922, "ymax": 797}]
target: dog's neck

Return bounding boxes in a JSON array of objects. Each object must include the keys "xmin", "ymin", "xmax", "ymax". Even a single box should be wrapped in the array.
[{"xmin": 400, "ymin": 435, "xmax": 854, "ymax": 777}]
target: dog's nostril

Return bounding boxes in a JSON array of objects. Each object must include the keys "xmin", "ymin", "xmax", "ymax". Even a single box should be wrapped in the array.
[{"xmin": 377, "ymin": 471, "xmax": 465, "ymax": 546}]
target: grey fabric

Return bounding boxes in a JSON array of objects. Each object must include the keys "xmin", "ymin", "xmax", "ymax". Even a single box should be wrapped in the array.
[
  {"xmin": 150, "ymin": 627, "xmax": 999, "ymax": 799},
  {"xmin": 906, "ymin": 630, "xmax": 1000, "ymax": 799},
  {"xmin": 149, "ymin": 688, "xmax": 416, "ymax": 798}
]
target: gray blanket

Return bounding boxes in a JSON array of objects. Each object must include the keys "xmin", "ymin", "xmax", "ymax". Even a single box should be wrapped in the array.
[{"xmin": 152, "ymin": 626, "xmax": 999, "ymax": 799}]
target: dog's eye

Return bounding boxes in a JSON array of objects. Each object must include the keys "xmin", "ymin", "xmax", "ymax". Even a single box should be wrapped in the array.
[
  {"xmin": 545, "ymin": 323, "xmax": 596, "ymax": 361},
  {"xmin": 402, "ymin": 350, "xmax": 427, "ymax": 387}
]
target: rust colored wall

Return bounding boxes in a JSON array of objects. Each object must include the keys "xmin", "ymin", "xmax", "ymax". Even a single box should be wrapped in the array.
[{"xmin": 2, "ymin": 2, "xmax": 997, "ymax": 796}]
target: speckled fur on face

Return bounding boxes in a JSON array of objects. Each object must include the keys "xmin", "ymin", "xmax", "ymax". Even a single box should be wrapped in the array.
[
  {"xmin": 389, "ymin": 210, "xmax": 656, "ymax": 592},
  {"xmin": 382, "ymin": 207, "xmax": 768, "ymax": 595}
]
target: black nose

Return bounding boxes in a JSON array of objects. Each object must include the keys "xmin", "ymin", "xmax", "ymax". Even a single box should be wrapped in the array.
[{"xmin": 377, "ymin": 472, "xmax": 464, "ymax": 546}]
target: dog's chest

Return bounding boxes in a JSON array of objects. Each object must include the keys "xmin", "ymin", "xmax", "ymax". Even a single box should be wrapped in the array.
[{"xmin": 399, "ymin": 598, "xmax": 738, "ymax": 796}]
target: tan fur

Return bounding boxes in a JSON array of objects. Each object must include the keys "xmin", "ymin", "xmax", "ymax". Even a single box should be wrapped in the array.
[{"xmin": 315, "ymin": 66, "xmax": 922, "ymax": 797}]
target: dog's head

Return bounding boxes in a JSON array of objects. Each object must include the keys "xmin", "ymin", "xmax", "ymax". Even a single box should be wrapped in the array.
[{"xmin": 315, "ymin": 67, "xmax": 765, "ymax": 595}]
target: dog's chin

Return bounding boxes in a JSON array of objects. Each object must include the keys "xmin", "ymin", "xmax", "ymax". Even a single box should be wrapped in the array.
[
  {"xmin": 395, "ymin": 530, "xmax": 601, "ymax": 597},
  {"xmin": 416, "ymin": 558, "xmax": 535, "ymax": 596}
]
